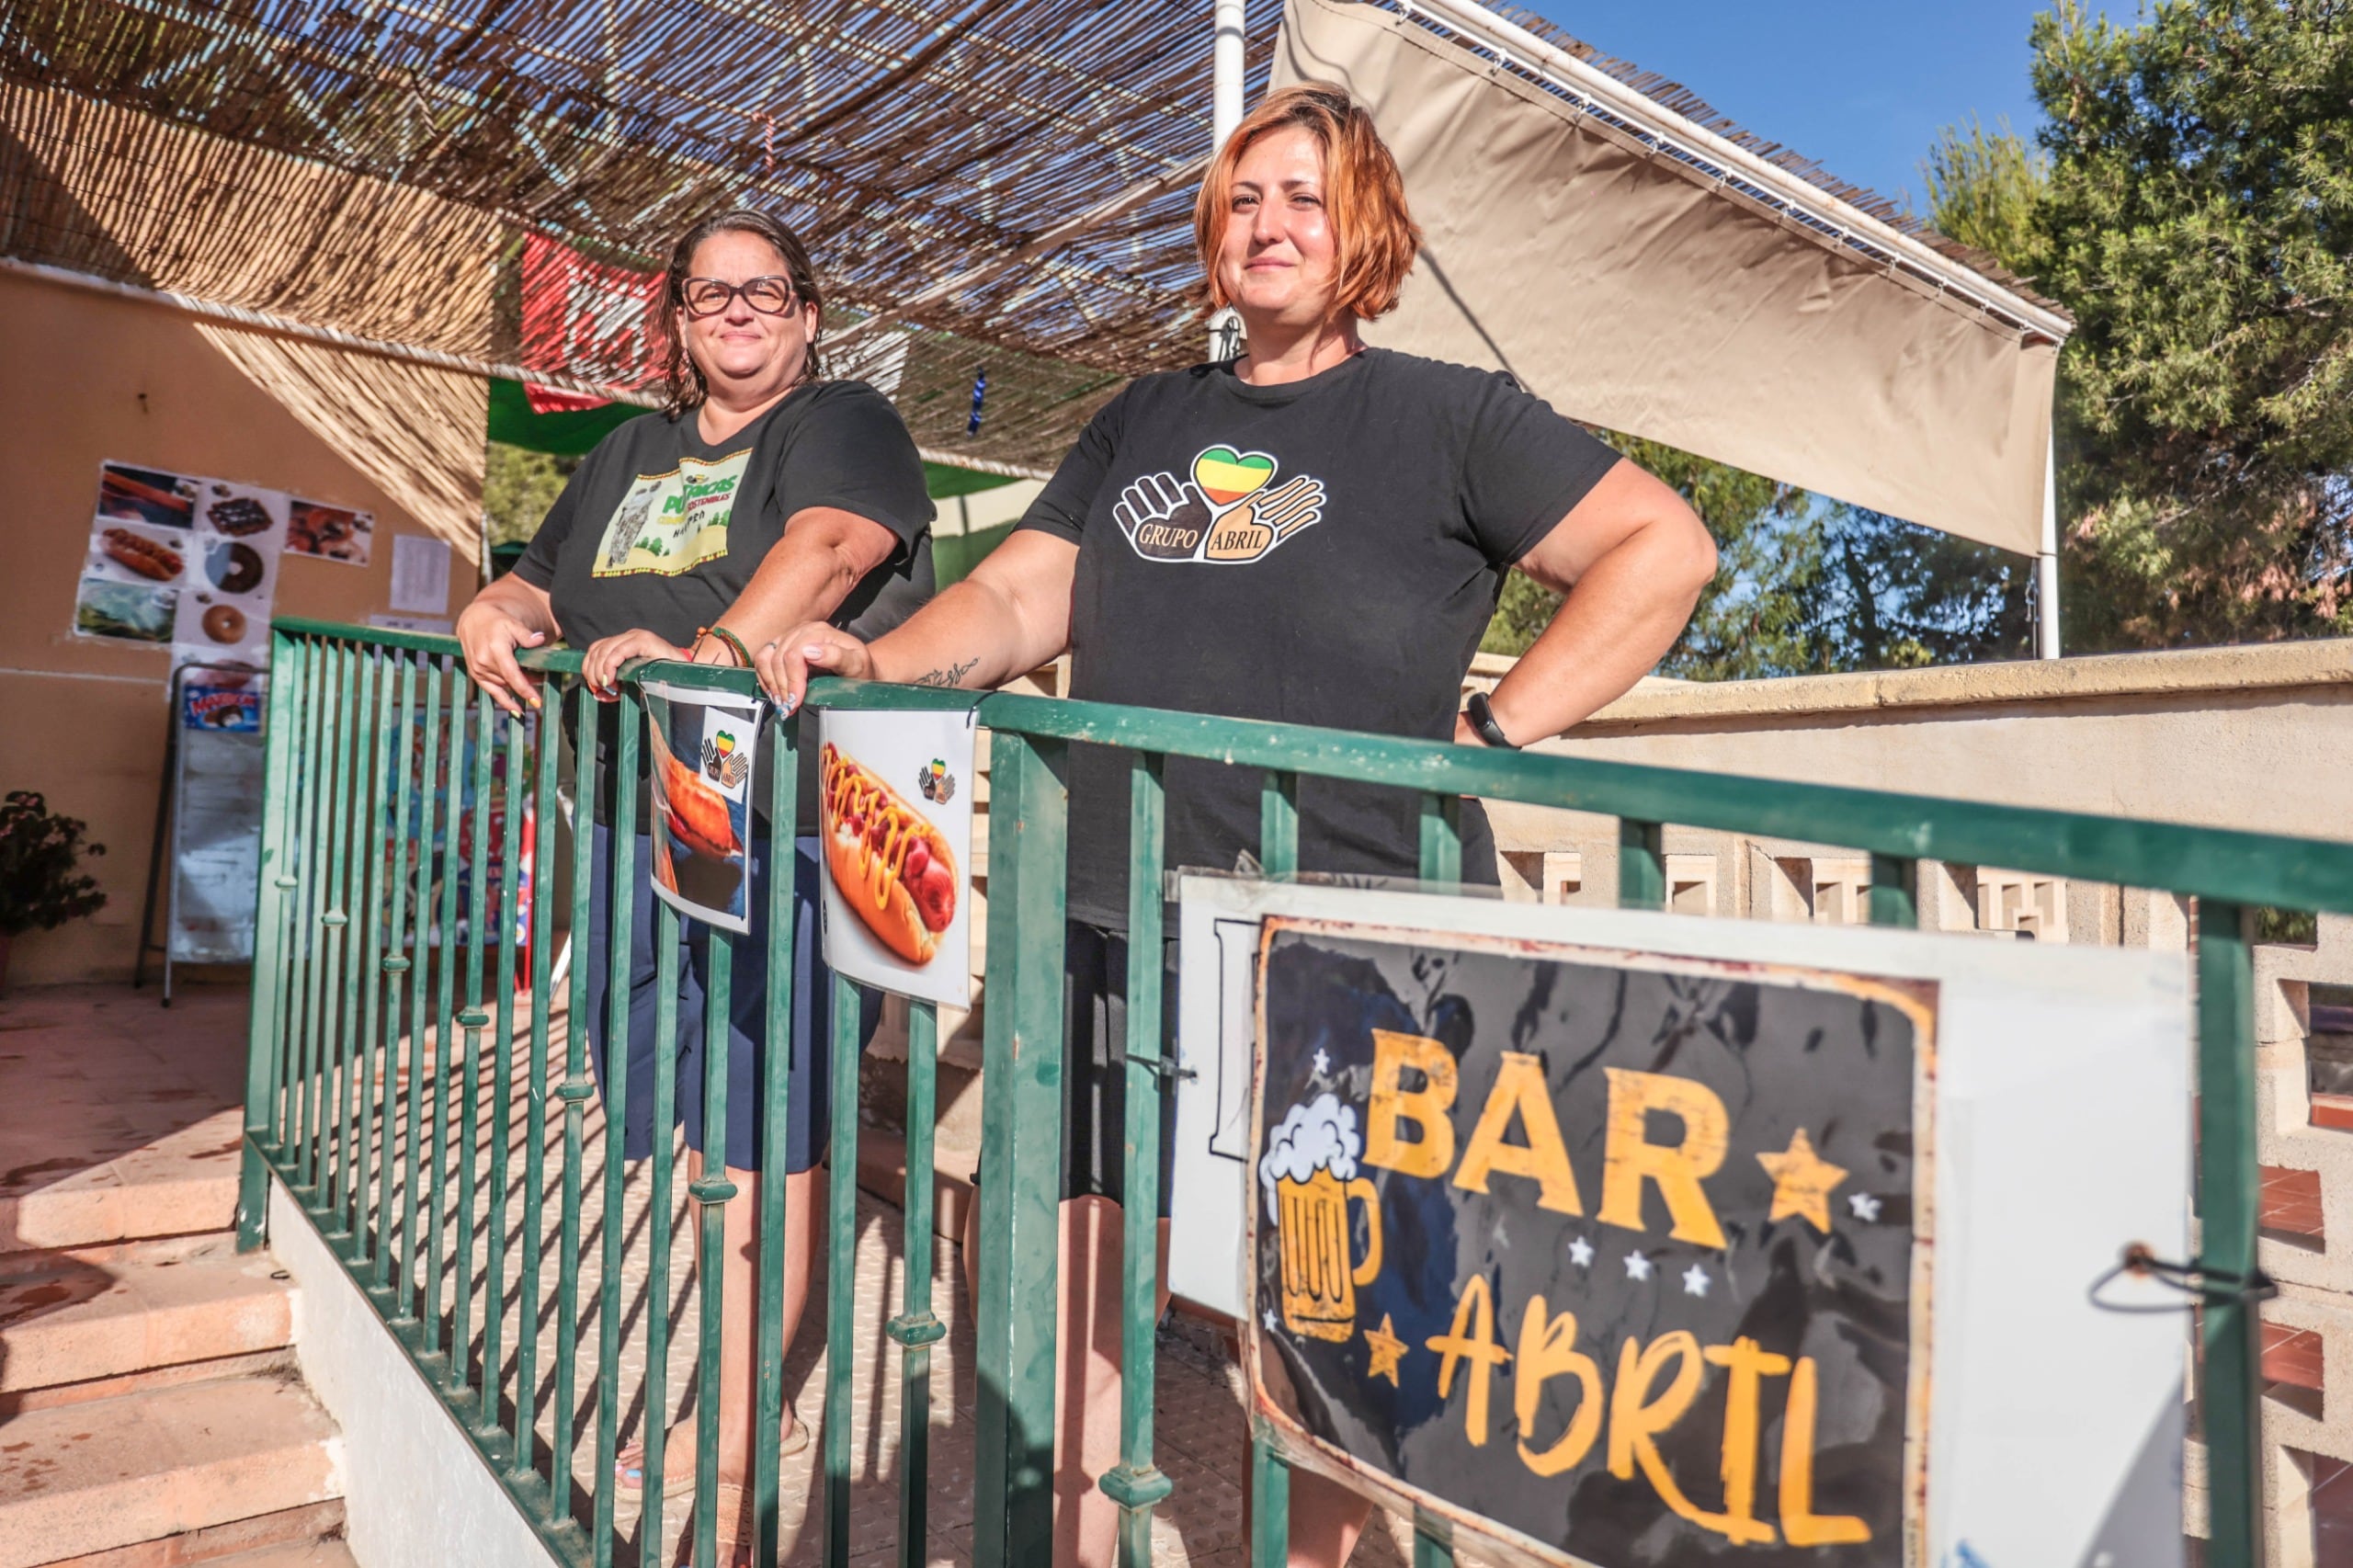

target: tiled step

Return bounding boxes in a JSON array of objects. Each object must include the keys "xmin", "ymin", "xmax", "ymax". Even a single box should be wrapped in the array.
[
  {"xmin": 37, "ymin": 1501, "xmax": 347, "ymax": 1568},
  {"xmin": 0, "ymin": 1110, "xmax": 242, "ymax": 1256},
  {"xmin": 203, "ymin": 1544, "xmax": 356, "ymax": 1568},
  {"xmin": 0, "ymin": 1374, "xmax": 341, "ymax": 1568},
  {"xmin": 0, "ymin": 1239, "xmax": 293, "ymax": 1395}
]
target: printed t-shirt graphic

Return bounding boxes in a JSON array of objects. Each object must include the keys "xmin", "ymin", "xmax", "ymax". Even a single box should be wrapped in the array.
[
  {"xmin": 594, "ymin": 449, "xmax": 752, "ymax": 577},
  {"xmin": 1111, "ymin": 444, "xmax": 1327, "ymax": 564}
]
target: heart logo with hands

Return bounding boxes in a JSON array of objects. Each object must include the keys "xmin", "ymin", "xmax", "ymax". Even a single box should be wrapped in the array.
[
  {"xmin": 1203, "ymin": 475, "xmax": 1326, "ymax": 562},
  {"xmin": 1112, "ymin": 472, "xmax": 1213, "ymax": 560},
  {"xmin": 1192, "ymin": 447, "xmax": 1278, "ymax": 506}
]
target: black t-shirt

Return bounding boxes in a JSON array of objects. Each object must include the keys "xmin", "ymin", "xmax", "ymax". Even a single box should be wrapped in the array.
[
  {"xmin": 515, "ymin": 380, "xmax": 936, "ymax": 832},
  {"xmin": 1017, "ymin": 347, "xmax": 1620, "ymax": 928}
]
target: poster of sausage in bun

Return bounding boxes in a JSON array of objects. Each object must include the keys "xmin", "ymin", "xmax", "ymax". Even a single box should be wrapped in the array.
[
  {"xmin": 814, "ymin": 708, "xmax": 975, "ymax": 1007},
  {"xmin": 641, "ymin": 681, "xmax": 762, "ymax": 936}
]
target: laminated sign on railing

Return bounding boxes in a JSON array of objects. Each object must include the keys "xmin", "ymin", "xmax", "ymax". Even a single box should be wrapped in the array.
[{"xmin": 239, "ymin": 619, "xmax": 2353, "ymax": 1568}]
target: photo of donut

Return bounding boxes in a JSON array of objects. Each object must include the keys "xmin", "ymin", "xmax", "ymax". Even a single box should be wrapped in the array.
[
  {"xmin": 286, "ymin": 499, "xmax": 374, "ymax": 565},
  {"xmin": 207, "ymin": 540, "xmax": 265, "ymax": 595},
  {"xmin": 201, "ymin": 604, "xmax": 246, "ymax": 644}
]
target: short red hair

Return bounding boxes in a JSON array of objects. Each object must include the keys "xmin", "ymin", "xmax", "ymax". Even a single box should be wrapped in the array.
[{"xmin": 1193, "ymin": 82, "xmax": 1422, "ymax": 321}]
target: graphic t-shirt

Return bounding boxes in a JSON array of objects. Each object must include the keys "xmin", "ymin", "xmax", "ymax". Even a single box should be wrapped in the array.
[
  {"xmin": 1017, "ymin": 347, "xmax": 1622, "ymax": 928},
  {"xmin": 516, "ymin": 380, "xmax": 935, "ymax": 831}
]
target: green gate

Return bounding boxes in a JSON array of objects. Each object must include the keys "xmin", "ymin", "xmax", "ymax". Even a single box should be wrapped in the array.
[{"xmin": 240, "ymin": 618, "xmax": 2347, "ymax": 1567}]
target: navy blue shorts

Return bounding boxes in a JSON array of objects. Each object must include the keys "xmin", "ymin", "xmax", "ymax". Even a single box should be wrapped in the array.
[{"xmin": 585, "ymin": 824, "xmax": 879, "ymax": 1174}]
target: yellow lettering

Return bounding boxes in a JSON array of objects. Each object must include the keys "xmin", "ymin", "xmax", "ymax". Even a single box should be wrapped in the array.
[
  {"xmin": 1366, "ymin": 1029, "xmax": 1457, "ymax": 1178},
  {"xmin": 1513, "ymin": 1295, "xmax": 1602, "ymax": 1477},
  {"xmin": 1426, "ymin": 1275, "xmax": 1511, "ymax": 1446},
  {"xmin": 1696, "ymin": 1337, "xmax": 1791, "ymax": 1545},
  {"xmin": 1606, "ymin": 1331, "xmax": 1721, "ymax": 1534},
  {"xmin": 1779, "ymin": 1356, "xmax": 1870, "ymax": 1545},
  {"xmin": 1597, "ymin": 1068, "xmax": 1730, "ymax": 1246},
  {"xmin": 1454, "ymin": 1051, "xmax": 1584, "ymax": 1215}
]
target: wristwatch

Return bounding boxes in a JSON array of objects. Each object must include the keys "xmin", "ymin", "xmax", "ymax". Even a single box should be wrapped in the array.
[{"xmin": 1464, "ymin": 691, "xmax": 1518, "ymax": 749}]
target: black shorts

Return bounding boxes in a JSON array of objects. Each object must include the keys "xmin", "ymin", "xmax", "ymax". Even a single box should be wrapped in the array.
[{"xmin": 980, "ymin": 920, "xmax": 1180, "ymax": 1217}]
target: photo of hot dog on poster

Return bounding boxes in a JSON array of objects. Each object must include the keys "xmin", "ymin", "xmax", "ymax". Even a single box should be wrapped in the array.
[
  {"xmin": 640, "ymin": 680, "xmax": 759, "ymax": 936},
  {"xmin": 813, "ymin": 708, "xmax": 974, "ymax": 1009}
]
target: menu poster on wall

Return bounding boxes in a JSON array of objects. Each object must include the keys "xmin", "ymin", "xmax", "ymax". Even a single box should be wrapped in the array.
[
  {"xmin": 286, "ymin": 496, "xmax": 375, "ymax": 566},
  {"xmin": 74, "ymin": 460, "xmax": 200, "ymax": 644},
  {"xmin": 173, "ymin": 481, "xmax": 288, "ymax": 669}
]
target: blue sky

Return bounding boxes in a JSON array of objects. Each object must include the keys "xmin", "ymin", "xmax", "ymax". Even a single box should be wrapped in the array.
[{"xmin": 1516, "ymin": 3, "xmax": 2111, "ymax": 214}]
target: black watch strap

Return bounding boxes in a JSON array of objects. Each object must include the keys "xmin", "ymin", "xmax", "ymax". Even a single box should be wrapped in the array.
[{"xmin": 1465, "ymin": 691, "xmax": 1518, "ymax": 749}]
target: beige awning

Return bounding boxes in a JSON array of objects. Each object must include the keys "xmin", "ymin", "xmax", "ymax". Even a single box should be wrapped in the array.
[{"xmin": 1275, "ymin": 0, "xmax": 2069, "ymax": 556}]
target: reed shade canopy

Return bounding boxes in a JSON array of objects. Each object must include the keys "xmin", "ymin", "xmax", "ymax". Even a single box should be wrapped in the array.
[
  {"xmin": 1279, "ymin": 0, "xmax": 2074, "ymax": 556},
  {"xmin": 0, "ymin": 0, "xmax": 1284, "ymax": 472}
]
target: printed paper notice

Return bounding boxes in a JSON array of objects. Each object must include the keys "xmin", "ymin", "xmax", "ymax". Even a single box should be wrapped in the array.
[{"xmin": 390, "ymin": 534, "xmax": 452, "ymax": 613}]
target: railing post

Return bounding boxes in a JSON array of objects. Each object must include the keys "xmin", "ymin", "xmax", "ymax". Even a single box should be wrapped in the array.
[
  {"xmin": 1619, "ymin": 818, "xmax": 1665, "ymax": 909},
  {"xmin": 1102, "ymin": 754, "xmax": 1173, "ymax": 1566},
  {"xmin": 754, "ymin": 712, "xmax": 801, "ymax": 1564},
  {"xmin": 1866, "ymin": 853, "xmax": 1918, "ymax": 928},
  {"xmin": 374, "ymin": 651, "xmax": 419, "ymax": 1299},
  {"xmin": 972, "ymin": 730, "xmax": 1069, "ymax": 1568},
  {"xmin": 691, "ymin": 926, "xmax": 736, "ymax": 1568},
  {"xmin": 591, "ymin": 689, "xmax": 641, "ymax": 1568},
  {"xmin": 889, "ymin": 1001, "xmax": 944, "ymax": 1568},
  {"xmin": 824, "ymin": 969, "xmax": 859, "ymax": 1567},
  {"xmin": 550, "ymin": 679, "xmax": 597, "ymax": 1519},
  {"xmin": 239, "ymin": 632, "xmax": 306, "ymax": 1251},
  {"xmin": 2197, "ymin": 899, "xmax": 2262, "ymax": 1568},
  {"xmin": 509, "ymin": 699, "xmax": 559, "ymax": 1486}
]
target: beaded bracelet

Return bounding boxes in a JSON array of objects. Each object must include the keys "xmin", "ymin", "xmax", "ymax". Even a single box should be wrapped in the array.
[{"xmin": 697, "ymin": 625, "xmax": 756, "ymax": 669}]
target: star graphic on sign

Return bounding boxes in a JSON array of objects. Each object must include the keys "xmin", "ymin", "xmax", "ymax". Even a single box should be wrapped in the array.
[
  {"xmin": 1566, "ymin": 1235, "xmax": 1594, "ymax": 1268},
  {"xmin": 1624, "ymin": 1250, "xmax": 1653, "ymax": 1282},
  {"xmin": 1849, "ymin": 1192, "xmax": 1883, "ymax": 1222},
  {"xmin": 1312, "ymin": 1046, "xmax": 1332, "ymax": 1077},
  {"xmin": 1263, "ymin": 1305, "xmax": 1280, "ymax": 1333},
  {"xmin": 1682, "ymin": 1264, "xmax": 1711, "ymax": 1297},
  {"xmin": 1756, "ymin": 1127, "xmax": 1848, "ymax": 1233},
  {"xmin": 1363, "ymin": 1313, "xmax": 1408, "ymax": 1386}
]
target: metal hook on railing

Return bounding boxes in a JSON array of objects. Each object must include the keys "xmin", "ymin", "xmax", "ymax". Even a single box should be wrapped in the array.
[{"xmin": 2086, "ymin": 1241, "xmax": 2277, "ymax": 1314}]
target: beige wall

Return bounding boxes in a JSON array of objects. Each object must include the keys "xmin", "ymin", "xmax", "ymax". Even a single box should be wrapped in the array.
[{"xmin": 1, "ymin": 268, "xmax": 485, "ymax": 984}]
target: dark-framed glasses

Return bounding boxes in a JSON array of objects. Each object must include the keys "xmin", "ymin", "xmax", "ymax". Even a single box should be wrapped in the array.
[{"xmin": 681, "ymin": 276, "xmax": 796, "ymax": 318}]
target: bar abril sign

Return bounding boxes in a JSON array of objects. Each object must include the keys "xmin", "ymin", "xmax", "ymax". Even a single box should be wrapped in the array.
[{"xmin": 1249, "ymin": 918, "xmax": 1926, "ymax": 1560}]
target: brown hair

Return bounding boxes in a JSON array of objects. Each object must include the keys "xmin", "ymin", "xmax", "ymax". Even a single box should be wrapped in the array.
[
  {"xmin": 1192, "ymin": 82, "xmax": 1421, "ymax": 322},
  {"xmin": 656, "ymin": 209, "xmax": 825, "ymax": 417}
]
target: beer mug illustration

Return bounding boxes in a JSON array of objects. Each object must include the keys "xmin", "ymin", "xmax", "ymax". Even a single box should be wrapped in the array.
[{"xmin": 1259, "ymin": 1092, "xmax": 1384, "ymax": 1342}]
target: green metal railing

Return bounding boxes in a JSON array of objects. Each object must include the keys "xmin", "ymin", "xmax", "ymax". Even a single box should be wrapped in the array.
[{"xmin": 239, "ymin": 617, "xmax": 2353, "ymax": 1567}]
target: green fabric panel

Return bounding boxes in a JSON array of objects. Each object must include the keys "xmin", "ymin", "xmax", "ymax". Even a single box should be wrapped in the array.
[
  {"xmin": 485, "ymin": 377, "xmax": 642, "ymax": 455},
  {"xmin": 934, "ymin": 521, "xmax": 1016, "ymax": 585},
  {"xmin": 924, "ymin": 461, "xmax": 1021, "ymax": 500}
]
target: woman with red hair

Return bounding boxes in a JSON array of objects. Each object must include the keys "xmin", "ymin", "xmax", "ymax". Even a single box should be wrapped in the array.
[{"xmin": 758, "ymin": 85, "xmax": 1718, "ymax": 1565}]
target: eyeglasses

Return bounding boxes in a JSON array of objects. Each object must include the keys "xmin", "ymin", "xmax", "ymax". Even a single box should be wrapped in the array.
[{"xmin": 680, "ymin": 276, "xmax": 797, "ymax": 319}]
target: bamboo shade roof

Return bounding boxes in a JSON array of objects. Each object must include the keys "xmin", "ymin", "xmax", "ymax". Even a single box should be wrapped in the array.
[{"xmin": 0, "ymin": 0, "xmax": 2037, "ymax": 474}]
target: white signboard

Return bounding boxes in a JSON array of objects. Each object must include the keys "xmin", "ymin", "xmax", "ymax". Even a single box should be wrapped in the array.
[
  {"xmin": 1172, "ymin": 875, "xmax": 2189, "ymax": 1568},
  {"xmin": 641, "ymin": 681, "xmax": 761, "ymax": 935},
  {"xmin": 814, "ymin": 709, "xmax": 975, "ymax": 1007}
]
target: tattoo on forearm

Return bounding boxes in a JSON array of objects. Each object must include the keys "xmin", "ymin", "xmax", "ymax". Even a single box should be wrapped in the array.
[{"xmin": 912, "ymin": 657, "xmax": 979, "ymax": 688}]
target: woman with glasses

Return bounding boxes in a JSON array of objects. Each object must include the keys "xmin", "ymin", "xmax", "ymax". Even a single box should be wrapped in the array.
[
  {"xmin": 754, "ymin": 86, "xmax": 1718, "ymax": 1566},
  {"xmin": 456, "ymin": 208, "xmax": 933, "ymax": 1564}
]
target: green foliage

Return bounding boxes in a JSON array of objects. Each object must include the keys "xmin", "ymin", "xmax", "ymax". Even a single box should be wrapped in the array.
[
  {"xmin": 0, "ymin": 791, "xmax": 107, "ymax": 937},
  {"xmin": 1922, "ymin": 115, "xmax": 2050, "ymax": 269},
  {"xmin": 2028, "ymin": 0, "xmax": 2353, "ymax": 649},
  {"xmin": 483, "ymin": 442, "xmax": 580, "ymax": 550},
  {"xmin": 1479, "ymin": 436, "xmax": 2030, "ymax": 678}
]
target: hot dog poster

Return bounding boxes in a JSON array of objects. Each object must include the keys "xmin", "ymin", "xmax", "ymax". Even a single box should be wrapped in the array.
[
  {"xmin": 74, "ymin": 462, "xmax": 295, "ymax": 668},
  {"xmin": 814, "ymin": 709, "xmax": 974, "ymax": 1007},
  {"xmin": 642, "ymin": 681, "xmax": 760, "ymax": 935}
]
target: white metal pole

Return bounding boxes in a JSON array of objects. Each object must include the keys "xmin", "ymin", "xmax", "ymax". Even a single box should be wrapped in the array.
[
  {"xmin": 1210, "ymin": 0, "xmax": 1245, "ymax": 358},
  {"xmin": 2037, "ymin": 435, "xmax": 2062, "ymax": 659}
]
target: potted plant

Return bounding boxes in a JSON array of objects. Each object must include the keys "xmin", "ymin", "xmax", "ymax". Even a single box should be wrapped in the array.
[{"xmin": 0, "ymin": 791, "xmax": 108, "ymax": 993}]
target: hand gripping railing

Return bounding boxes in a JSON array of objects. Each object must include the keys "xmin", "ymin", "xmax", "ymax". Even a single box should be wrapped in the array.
[{"xmin": 239, "ymin": 618, "xmax": 2353, "ymax": 1568}]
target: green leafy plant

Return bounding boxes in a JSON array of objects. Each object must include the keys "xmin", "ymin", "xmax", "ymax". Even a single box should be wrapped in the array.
[{"xmin": 0, "ymin": 791, "xmax": 108, "ymax": 937}]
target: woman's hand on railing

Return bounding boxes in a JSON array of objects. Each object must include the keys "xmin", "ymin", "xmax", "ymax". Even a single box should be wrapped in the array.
[
  {"xmin": 455, "ymin": 597, "xmax": 547, "ymax": 717},
  {"xmin": 753, "ymin": 622, "xmax": 872, "ymax": 715},
  {"xmin": 581, "ymin": 629, "xmax": 693, "ymax": 701}
]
